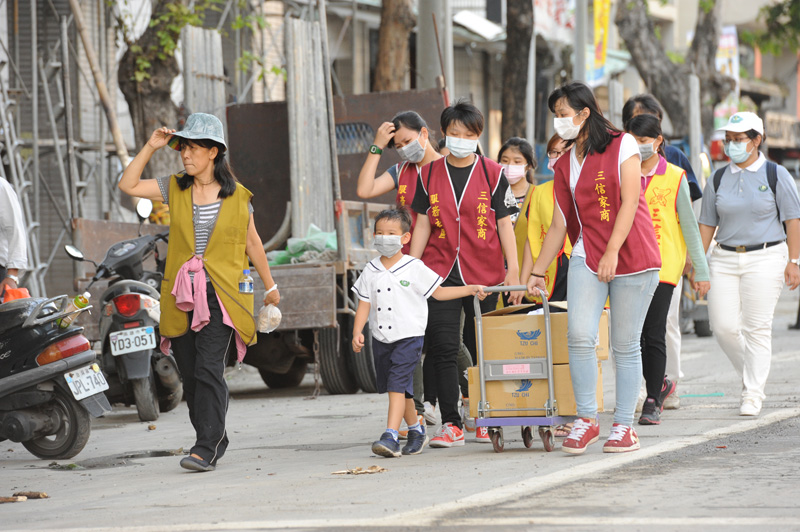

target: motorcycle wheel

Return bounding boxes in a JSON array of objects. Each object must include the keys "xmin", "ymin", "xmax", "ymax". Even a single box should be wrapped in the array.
[
  {"xmin": 22, "ymin": 387, "xmax": 91, "ymax": 460},
  {"xmin": 259, "ymin": 358, "xmax": 308, "ymax": 389},
  {"xmin": 158, "ymin": 381, "xmax": 183, "ymax": 413},
  {"xmin": 132, "ymin": 372, "xmax": 160, "ymax": 422}
]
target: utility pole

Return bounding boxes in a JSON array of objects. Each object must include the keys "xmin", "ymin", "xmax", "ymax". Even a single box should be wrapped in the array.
[
  {"xmin": 417, "ymin": 0, "xmax": 452, "ymax": 93},
  {"xmin": 575, "ymin": 0, "xmax": 588, "ymax": 82},
  {"xmin": 525, "ymin": 25, "xmax": 536, "ymax": 143}
]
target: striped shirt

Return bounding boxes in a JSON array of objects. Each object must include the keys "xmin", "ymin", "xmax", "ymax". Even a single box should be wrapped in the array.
[{"xmin": 156, "ymin": 175, "xmax": 254, "ymax": 255}]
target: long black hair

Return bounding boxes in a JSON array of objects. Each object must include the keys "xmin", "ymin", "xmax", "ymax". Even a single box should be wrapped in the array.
[
  {"xmin": 626, "ymin": 114, "xmax": 665, "ymax": 157},
  {"xmin": 548, "ymin": 82, "xmax": 620, "ymax": 159},
  {"xmin": 497, "ymin": 137, "xmax": 537, "ymax": 184},
  {"xmin": 387, "ymin": 110, "xmax": 434, "ymax": 149},
  {"xmin": 175, "ymin": 138, "xmax": 238, "ymax": 198}
]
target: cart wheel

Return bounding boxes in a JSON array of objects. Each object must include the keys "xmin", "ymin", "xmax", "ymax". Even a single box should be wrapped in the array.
[
  {"xmin": 541, "ymin": 428, "xmax": 555, "ymax": 452},
  {"xmin": 521, "ymin": 426, "xmax": 534, "ymax": 448},
  {"xmin": 490, "ymin": 430, "xmax": 504, "ymax": 453}
]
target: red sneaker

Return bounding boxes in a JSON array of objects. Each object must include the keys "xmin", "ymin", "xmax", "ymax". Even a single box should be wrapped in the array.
[
  {"xmin": 475, "ymin": 425, "xmax": 491, "ymax": 443},
  {"xmin": 561, "ymin": 418, "xmax": 600, "ymax": 454},
  {"xmin": 429, "ymin": 422, "xmax": 465, "ymax": 448},
  {"xmin": 603, "ymin": 423, "xmax": 640, "ymax": 453}
]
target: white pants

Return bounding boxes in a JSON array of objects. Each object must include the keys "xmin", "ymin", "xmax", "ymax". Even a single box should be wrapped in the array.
[
  {"xmin": 707, "ymin": 242, "xmax": 787, "ymax": 401},
  {"xmin": 665, "ymin": 276, "xmax": 683, "ymax": 382}
]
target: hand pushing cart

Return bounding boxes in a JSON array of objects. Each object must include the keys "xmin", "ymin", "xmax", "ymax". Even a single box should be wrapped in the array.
[{"xmin": 473, "ymin": 285, "xmax": 574, "ymax": 452}]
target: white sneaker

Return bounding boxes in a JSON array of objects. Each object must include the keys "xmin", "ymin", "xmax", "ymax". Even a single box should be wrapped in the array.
[
  {"xmin": 461, "ymin": 398, "xmax": 476, "ymax": 432},
  {"xmin": 663, "ymin": 392, "xmax": 681, "ymax": 410},
  {"xmin": 740, "ymin": 397, "xmax": 762, "ymax": 416},
  {"xmin": 635, "ymin": 384, "xmax": 647, "ymax": 413},
  {"xmin": 423, "ymin": 401, "xmax": 441, "ymax": 426}
]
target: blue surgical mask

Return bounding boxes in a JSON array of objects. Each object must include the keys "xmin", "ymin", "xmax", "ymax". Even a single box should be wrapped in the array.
[
  {"xmin": 724, "ymin": 140, "xmax": 752, "ymax": 164},
  {"xmin": 446, "ymin": 136, "xmax": 479, "ymax": 159}
]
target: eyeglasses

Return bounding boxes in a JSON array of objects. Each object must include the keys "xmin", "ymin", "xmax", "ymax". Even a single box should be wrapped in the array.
[{"xmin": 547, "ymin": 150, "xmax": 565, "ymax": 159}]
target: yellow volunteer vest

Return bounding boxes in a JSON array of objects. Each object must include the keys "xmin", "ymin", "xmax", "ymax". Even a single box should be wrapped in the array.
[
  {"xmin": 160, "ymin": 174, "xmax": 257, "ymax": 345},
  {"xmin": 644, "ymin": 162, "xmax": 686, "ymax": 285},
  {"xmin": 527, "ymin": 180, "xmax": 573, "ymax": 303}
]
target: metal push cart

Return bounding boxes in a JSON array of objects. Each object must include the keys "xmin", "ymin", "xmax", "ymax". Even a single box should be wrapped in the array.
[{"xmin": 474, "ymin": 285, "xmax": 574, "ymax": 453}]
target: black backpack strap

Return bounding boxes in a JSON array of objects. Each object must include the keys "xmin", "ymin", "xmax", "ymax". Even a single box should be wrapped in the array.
[
  {"xmin": 427, "ymin": 159, "xmax": 434, "ymax": 191},
  {"xmin": 766, "ymin": 161, "xmax": 781, "ymax": 222},
  {"xmin": 479, "ymin": 155, "xmax": 492, "ymax": 190},
  {"xmin": 712, "ymin": 165, "xmax": 728, "ymax": 192}
]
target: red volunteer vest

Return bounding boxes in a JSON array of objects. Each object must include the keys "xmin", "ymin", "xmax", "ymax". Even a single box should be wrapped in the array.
[
  {"xmin": 396, "ymin": 162, "xmax": 419, "ymax": 254},
  {"xmin": 553, "ymin": 134, "xmax": 661, "ymax": 275},
  {"xmin": 420, "ymin": 156, "xmax": 505, "ymax": 285}
]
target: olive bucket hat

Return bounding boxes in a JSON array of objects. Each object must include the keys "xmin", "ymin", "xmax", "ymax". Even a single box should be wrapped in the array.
[{"xmin": 167, "ymin": 112, "xmax": 227, "ymax": 151}]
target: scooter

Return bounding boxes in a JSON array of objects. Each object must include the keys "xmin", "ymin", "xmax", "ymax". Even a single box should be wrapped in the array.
[
  {"xmin": 0, "ymin": 294, "xmax": 112, "ymax": 459},
  {"xmin": 64, "ymin": 200, "xmax": 182, "ymax": 422}
]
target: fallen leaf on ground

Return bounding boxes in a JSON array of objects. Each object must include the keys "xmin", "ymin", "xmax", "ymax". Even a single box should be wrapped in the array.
[
  {"xmin": 331, "ymin": 465, "xmax": 387, "ymax": 475},
  {"xmin": 13, "ymin": 492, "xmax": 48, "ymax": 499},
  {"xmin": 148, "ymin": 425, "xmax": 156, "ymax": 431},
  {"xmin": 0, "ymin": 496, "xmax": 27, "ymax": 503}
]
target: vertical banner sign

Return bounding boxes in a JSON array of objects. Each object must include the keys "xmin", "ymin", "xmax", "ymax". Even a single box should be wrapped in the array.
[
  {"xmin": 714, "ymin": 26, "xmax": 740, "ymax": 129},
  {"xmin": 589, "ymin": 0, "xmax": 611, "ymax": 85}
]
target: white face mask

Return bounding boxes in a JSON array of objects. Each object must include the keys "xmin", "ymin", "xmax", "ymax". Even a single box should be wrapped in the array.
[
  {"xmin": 397, "ymin": 134, "xmax": 427, "ymax": 164},
  {"xmin": 553, "ymin": 115, "xmax": 584, "ymax": 140},
  {"xmin": 446, "ymin": 136, "xmax": 479, "ymax": 159},
  {"xmin": 638, "ymin": 142, "xmax": 656, "ymax": 161},
  {"xmin": 373, "ymin": 234, "xmax": 404, "ymax": 258},
  {"xmin": 502, "ymin": 164, "xmax": 527, "ymax": 184}
]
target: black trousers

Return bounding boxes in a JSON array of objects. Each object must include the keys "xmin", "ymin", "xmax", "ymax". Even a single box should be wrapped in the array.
[
  {"xmin": 640, "ymin": 282, "xmax": 675, "ymax": 404},
  {"xmin": 170, "ymin": 282, "xmax": 234, "ymax": 465},
  {"xmin": 425, "ymin": 282, "xmax": 499, "ymax": 428}
]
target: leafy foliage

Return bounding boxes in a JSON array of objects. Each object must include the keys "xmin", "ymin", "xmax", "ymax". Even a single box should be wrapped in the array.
[{"xmin": 741, "ymin": 0, "xmax": 800, "ymax": 55}]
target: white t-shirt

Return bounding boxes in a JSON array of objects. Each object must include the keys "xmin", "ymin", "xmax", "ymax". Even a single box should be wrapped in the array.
[
  {"xmin": 560, "ymin": 133, "xmax": 641, "ymax": 259},
  {"xmin": 351, "ymin": 255, "xmax": 443, "ymax": 344}
]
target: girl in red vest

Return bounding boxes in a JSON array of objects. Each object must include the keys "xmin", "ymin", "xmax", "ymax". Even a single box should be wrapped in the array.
[
  {"xmin": 357, "ymin": 111, "xmax": 441, "ymax": 254},
  {"xmin": 527, "ymin": 82, "xmax": 661, "ymax": 454},
  {"xmin": 410, "ymin": 100, "xmax": 523, "ymax": 448}
]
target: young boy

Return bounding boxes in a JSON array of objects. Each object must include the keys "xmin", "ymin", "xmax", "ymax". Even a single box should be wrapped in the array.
[{"xmin": 352, "ymin": 207, "xmax": 487, "ymax": 458}]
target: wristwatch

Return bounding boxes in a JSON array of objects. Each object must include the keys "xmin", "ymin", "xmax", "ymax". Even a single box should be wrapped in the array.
[
  {"xmin": 791, "ymin": 258, "xmax": 800, "ymax": 266},
  {"xmin": 4, "ymin": 274, "xmax": 19, "ymax": 284},
  {"xmin": 368, "ymin": 144, "xmax": 383, "ymax": 155}
]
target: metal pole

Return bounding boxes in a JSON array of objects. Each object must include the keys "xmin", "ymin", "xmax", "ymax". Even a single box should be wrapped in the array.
[
  {"xmin": 98, "ymin": 0, "xmax": 108, "ymax": 218},
  {"xmin": 61, "ymin": 17, "xmax": 78, "ymax": 220},
  {"xmin": 525, "ymin": 22, "xmax": 536, "ymax": 143},
  {"xmin": 30, "ymin": 0, "xmax": 38, "ymax": 223},
  {"xmin": 442, "ymin": 0, "xmax": 453, "ymax": 96},
  {"xmin": 351, "ymin": 0, "xmax": 357, "ymax": 93},
  {"xmin": 688, "ymin": 75, "xmax": 702, "ymax": 189},
  {"xmin": 575, "ymin": 0, "xmax": 587, "ymax": 82},
  {"xmin": 608, "ymin": 79, "xmax": 623, "ymax": 129}
]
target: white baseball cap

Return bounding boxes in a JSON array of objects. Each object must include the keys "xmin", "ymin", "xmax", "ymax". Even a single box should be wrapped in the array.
[{"xmin": 716, "ymin": 112, "xmax": 764, "ymax": 135}]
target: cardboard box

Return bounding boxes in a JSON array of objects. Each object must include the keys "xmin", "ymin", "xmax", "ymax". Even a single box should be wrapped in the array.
[
  {"xmin": 477, "ymin": 303, "xmax": 609, "ymax": 366},
  {"xmin": 468, "ymin": 363, "xmax": 603, "ymax": 418}
]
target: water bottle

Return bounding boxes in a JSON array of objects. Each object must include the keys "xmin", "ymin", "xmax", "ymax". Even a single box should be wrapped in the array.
[
  {"xmin": 58, "ymin": 292, "xmax": 91, "ymax": 328},
  {"xmin": 239, "ymin": 269, "xmax": 254, "ymax": 294}
]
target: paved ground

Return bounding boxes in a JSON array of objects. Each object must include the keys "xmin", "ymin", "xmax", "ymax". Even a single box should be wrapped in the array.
[{"xmin": 3, "ymin": 288, "xmax": 800, "ymax": 531}]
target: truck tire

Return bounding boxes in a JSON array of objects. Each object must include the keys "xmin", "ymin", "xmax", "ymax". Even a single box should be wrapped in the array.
[
  {"xmin": 694, "ymin": 319, "xmax": 712, "ymax": 337},
  {"xmin": 259, "ymin": 358, "xmax": 308, "ymax": 389},
  {"xmin": 319, "ymin": 327, "xmax": 359, "ymax": 395},
  {"xmin": 349, "ymin": 317, "xmax": 377, "ymax": 393}
]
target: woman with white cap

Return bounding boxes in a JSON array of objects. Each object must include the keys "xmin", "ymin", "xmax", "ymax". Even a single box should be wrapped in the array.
[
  {"xmin": 118, "ymin": 113, "xmax": 280, "ymax": 471},
  {"xmin": 699, "ymin": 111, "xmax": 800, "ymax": 416}
]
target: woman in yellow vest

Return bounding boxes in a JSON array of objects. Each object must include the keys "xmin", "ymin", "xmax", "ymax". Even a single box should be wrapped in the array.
[
  {"xmin": 118, "ymin": 113, "xmax": 280, "ymax": 472},
  {"xmin": 626, "ymin": 114, "xmax": 709, "ymax": 426},
  {"xmin": 498, "ymin": 137, "xmax": 537, "ymax": 306}
]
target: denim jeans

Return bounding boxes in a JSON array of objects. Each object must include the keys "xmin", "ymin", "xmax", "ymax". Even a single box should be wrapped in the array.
[{"xmin": 567, "ymin": 255, "xmax": 658, "ymax": 426}]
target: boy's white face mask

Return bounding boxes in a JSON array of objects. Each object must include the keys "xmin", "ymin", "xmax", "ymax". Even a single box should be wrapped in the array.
[{"xmin": 374, "ymin": 234, "xmax": 404, "ymax": 257}]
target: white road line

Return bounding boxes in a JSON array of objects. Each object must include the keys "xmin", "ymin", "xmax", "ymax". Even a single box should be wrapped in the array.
[
  {"xmin": 445, "ymin": 517, "xmax": 800, "ymax": 527},
  {"xmin": 19, "ymin": 407, "xmax": 800, "ymax": 532}
]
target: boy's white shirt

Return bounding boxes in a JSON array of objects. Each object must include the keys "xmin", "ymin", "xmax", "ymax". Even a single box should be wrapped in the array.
[{"xmin": 351, "ymin": 254, "xmax": 443, "ymax": 344}]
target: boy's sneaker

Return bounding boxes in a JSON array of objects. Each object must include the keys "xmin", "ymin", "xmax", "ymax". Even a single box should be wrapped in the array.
[
  {"xmin": 603, "ymin": 424, "xmax": 640, "ymax": 453},
  {"xmin": 423, "ymin": 401, "xmax": 441, "ymax": 426},
  {"xmin": 561, "ymin": 418, "xmax": 600, "ymax": 455},
  {"xmin": 658, "ymin": 378, "xmax": 677, "ymax": 412},
  {"xmin": 638, "ymin": 398, "xmax": 661, "ymax": 425},
  {"xmin": 429, "ymin": 422, "xmax": 465, "ymax": 448},
  {"xmin": 475, "ymin": 425, "xmax": 491, "ymax": 443},
  {"xmin": 371, "ymin": 432, "xmax": 401, "ymax": 458},
  {"xmin": 402, "ymin": 426, "xmax": 429, "ymax": 455},
  {"xmin": 398, "ymin": 414, "xmax": 425, "ymax": 440}
]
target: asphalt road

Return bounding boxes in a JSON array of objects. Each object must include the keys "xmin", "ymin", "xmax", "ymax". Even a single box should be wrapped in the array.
[{"xmin": 3, "ymin": 288, "xmax": 800, "ymax": 532}]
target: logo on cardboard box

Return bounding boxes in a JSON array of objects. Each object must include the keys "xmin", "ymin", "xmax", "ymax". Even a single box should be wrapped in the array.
[
  {"xmin": 516, "ymin": 329, "xmax": 541, "ymax": 346},
  {"xmin": 512, "ymin": 379, "xmax": 532, "ymax": 397}
]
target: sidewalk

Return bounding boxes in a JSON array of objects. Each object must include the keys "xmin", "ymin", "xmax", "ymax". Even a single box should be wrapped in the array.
[{"xmin": 3, "ymin": 287, "xmax": 800, "ymax": 531}]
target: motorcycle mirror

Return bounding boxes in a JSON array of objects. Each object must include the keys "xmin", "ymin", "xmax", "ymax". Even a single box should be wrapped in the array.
[
  {"xmin": 64, "ymin": 244, "xmax": 85, "ymax": 261},
  {"xmin": 136, "ymin": 199, "xmax": 153, "ymax": 220}
]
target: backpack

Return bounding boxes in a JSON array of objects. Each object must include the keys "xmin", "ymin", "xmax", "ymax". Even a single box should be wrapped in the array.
[{"xmin": 713, "ymin": 161, "xmax": 781, "ymax": 222}]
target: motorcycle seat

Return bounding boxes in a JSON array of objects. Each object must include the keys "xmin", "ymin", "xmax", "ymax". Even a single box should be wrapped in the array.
[{"xmin": 0, "ymin": 298, "xmax": 52, "ymax": 335}]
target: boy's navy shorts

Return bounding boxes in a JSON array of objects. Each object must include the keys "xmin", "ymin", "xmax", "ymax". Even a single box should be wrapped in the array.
[{"xmin": 372, "ymin": 336, "xmax": 424, "ymax": 396}]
